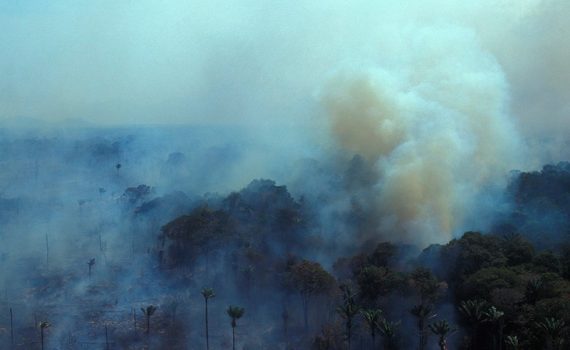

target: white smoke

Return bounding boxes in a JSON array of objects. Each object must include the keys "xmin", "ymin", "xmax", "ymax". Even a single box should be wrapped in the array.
[{"xmin": 319, "ymin": 24, "xmax": 522, "ymax": 245}]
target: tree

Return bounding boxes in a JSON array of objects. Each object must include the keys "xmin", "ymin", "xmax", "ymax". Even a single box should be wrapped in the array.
[
  {"xmin": 500, "ymin": 233, "xmax": 534, "ymax": 266},
  {"xmin": 227, "ymin": 305, "xmax": 245, "ymax": 350},
  {"xmin": 141, "ymin": 305, "xmax": 157, "ymax": 334},
  {"xmin": 161, "ymin": 206, "xmax": 233, "ymax": 266},
  {"xmin": 368, "ymin": 242, "xmax": 397, "ymax": 267},
  {"xmin": 535, "ymin": 317, "xmax": 566, "ymax": 350},
  {"xmin": 408, "ymin": 268, "xmax": 443, "ymax": 350},
  {"xmin": 458, "ymin": 299, "xmax": 487, "ymax": 350},
  {"xmin": 483, "ymin": 306, "xmax": 505, "ymax": 350},
  {"xmin": 411, "ymin": 304, "xmax": 436, "ymax": 350},
  {"xmin": 525, "ymin": 278, "xmax": 543, "ymax": 305},
  {"xmin": 504, "ymin": 335, "xmax": 520, "ymax": 350},
  {"xmin": 357, "ymin": 266, "xmax": 396, "ymax": 301},
  {"xmin": 39, "ymin": 321, "xmax": 51, "ymax": 350},
  {"xmin": 288, "ymin": 260, "xmax": 335, "ymax": 331},
  {"xmin": 336, "ymin": 284, "xmax": 360, "ymax": 350},
  {"xmin": 88, "ymin": 258, "xmax": 95, "ymax": 279},
  {"xmin": 201, "ymin": 288, "xmax": 215, "ymax": 350},
  {"xmin": 410, "ymin": 268, "xmax": 442, "ymax": 304},
  {"xmin": 429, "ymin": 320, "xmax": 455, "ymax": 350},
  {"xmin": 361, "ymin": 308, "xmax": 382, "ymax": 348},
  {"xmin": 379, "ymin": 319, "xmax": 400, "ymax": 350}
]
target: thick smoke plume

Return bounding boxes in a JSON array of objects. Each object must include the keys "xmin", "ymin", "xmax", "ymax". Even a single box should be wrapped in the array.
[
  {"xmin": 3, "ymin": 0, "xmax": 569, "ymax": 247},
  {"xmin": 319, "ymin": 25, "xmax": 522, "ymax": 245}
]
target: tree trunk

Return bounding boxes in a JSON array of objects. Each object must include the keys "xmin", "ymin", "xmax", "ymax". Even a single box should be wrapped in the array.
[
  {"xmin": 302, "ymin": 295, "xmax": 309, "ymax": 332},
  {"xmin": 147, "ymin": 315, "xmax": 150, "ymax": 334},
  {"xmin": 439, "ymin": 336, "xmax": 448, "ymax": 350},
  {"xmin": 419, "ymin": 317, "xmax": 426, "ymax": 350},
  {"xmin": 10, "ymin": 307, "xmax": 14, "ymax": 346},
  {"xmin": 232, "ymin": 326, "xmax": 236, "ymax": 350},
  {"xmin": 498, "ymin": 321, "xmax": 503, "ymax": 350},
  {"xmin": 41, "ymin": 328, "xmax": 44, "ymax": 350},
  {"xmin": 105, "ymin": 325, "xmax": 109, "ymax": 350},
  {"xmin": 347, "ymin": 321, "xmax": 352, "ymax": 350},
  {"xmin": 205, "ymin": 299, "xmax": 210, "ymax": 350}
]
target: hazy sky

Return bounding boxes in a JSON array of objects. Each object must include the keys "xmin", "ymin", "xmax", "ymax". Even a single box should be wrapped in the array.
[{"xmin": 0, "ymin": 0, "xmax": 568, "ymax": 143}]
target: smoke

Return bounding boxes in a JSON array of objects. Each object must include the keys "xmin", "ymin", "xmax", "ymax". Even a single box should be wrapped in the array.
[
  {"xmin": 1, "ymin": 0, "xmax": 569, "ymax": 243},
  {"xmin": 318, "ymin": 25, "xmax": 523, "ymax": 245}
]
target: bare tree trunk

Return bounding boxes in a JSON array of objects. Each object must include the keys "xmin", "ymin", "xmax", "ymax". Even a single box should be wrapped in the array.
[
  {"xmin": 132, "ymin": 308, "xmax": 137, "ymax": 333},
  {"xmin": 105, "ymin": 325, "xmax": 109, "ymax": 350},
  {"xmin": 302, "ymin": 295, "xmax": 309, "ymax": 332},
  {"xmin": 439, "ymin": 336, "xmax": 448, "ymax": 350},
  {"xmin": 205, "ymin": 299, "xmax": 210, "ymax": 350},
  {"xmin": 232, "ymin": 326, "xmax": 236, "ymax": 350},
  {"xmin": 10, "ymin": 307, "xmax": 14, "ymax": 346},
  {"xmin": 45, "ymin": 233, "xmax": 49, "ymax": 268}
]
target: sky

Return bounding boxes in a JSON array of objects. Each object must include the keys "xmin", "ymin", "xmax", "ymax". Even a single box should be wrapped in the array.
[{"xmin": 0, "ymin": 0, "xmax": 568, "ymax": 153}]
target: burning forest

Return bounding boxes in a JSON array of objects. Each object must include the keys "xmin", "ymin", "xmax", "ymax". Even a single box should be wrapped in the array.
[{"xmin": 2, "ymin": 1, "xmax": 570, "ymax": 349}]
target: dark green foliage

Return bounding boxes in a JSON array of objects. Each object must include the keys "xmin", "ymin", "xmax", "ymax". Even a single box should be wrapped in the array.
[
  {"xmin": 533, "ymin": 251, "xmax": 562, "ymax": 273},
  {"xmin": 227, "ymin": 305, "xmax": 245, "ymax": 350},
  {"xmin": 356, "ymin": 266, "xmax": 397, "ymax": 301},
  {"xmin": 368, "ymin": 242, "xmax": 397, "ymax": 267},
  {"xmin": 288, "ymin": 259, "xmax": 335, "ymax": 331},
  {"xmin": 535, "ymin": 317, "xmax": 566, "ymax": 350},
  {"xmin": 361, "ymin": 308, "xmax": 382, "ymax": 347},
  {"xmin": 379, "ymin": 319, "xmax": 400, "ymax": 350},
  {"xmin": 441, "ymin": 232, "xmax": 508, "ymax": 283},
  {"xmin": 410, "ymin": 267, "xmax": 443, "ymax": 303},
  {"xmin": 411, "ymin": 304, "xmax": 436, "ymax": 350},
  {"xmin": 505, "ymin": 335, "xmax": 520, "ymax": 350},
  {"xmin": 336, "ymin": 284, "xmax": 360, "ymax": 350},
  {"xmin": 458, "ymin": 299, "xmax": 488, "ymax": 350},
  {"xmin": 500, "ymin": 233, "xmax": 535, "ymax": 266},
  {"xmin": 461, "ymin": 267, "xmax": 518, "ymax": 300},
  {"xmin": 525, "ymin": 278, "xmax": 544, "ymax": 305},
  {"xmin": 161, "ymin": 205, "xmax": 232, "ymax": 265},
  {"xmin": 429, "ymin": 320, "xmax": 455, "ymax": 350}
]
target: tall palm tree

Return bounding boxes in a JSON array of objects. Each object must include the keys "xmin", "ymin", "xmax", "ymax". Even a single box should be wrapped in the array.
[
  {"xmin": 227, "ymin": 305, "xmax": 245, "ymax": 350},
  {"xmin": 458, "ymin": 299, "xmax": 487, "ymax": 350},
  {"xmin": 504, "ymin": 335, "xmax": 520, "ymax": 350},
  {"xmin": 361, "ymin": 309, "xmax": 382, "ymax": 348},
  {"xmin": 201, "ymin": 288, "xmax": 215, "ymax": 350},
  {"xmin": 87, "ymin": 258, "xmax": 95, "ymax": 279},
  {"xmin": 141, "ymin": 305, "xmax": 157, "ymax": 335},
  {"xmin": 411, "ymin": 304, "xmax": 436, "ymax": 350},
  {"xmin": 429, "ymin": 320, "xmax": 455, "ymax": 350},
  {"xmin": 535, "ymin": 317, "xmax": 566, "ymax": 350},
  {"xmin": 484, "ymin": 306, "xmax": 505, "ymax": 350},
  {"xmin": 379, "ymin": 319, "xmax": 400, "ymax": 350},
  {"xmin": 39, "ymin": 321, "xmax": 51, "ymax": 350},
  {"xmin": 336, "ymin": 285, "xmax": 360, "ymax": 350}
]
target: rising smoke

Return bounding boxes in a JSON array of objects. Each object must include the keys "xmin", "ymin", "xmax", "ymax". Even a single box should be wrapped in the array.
[
  {"xmin": 3, "ymin": 0, "xmax": 568, "ymax": 246},
  {"xmin": 1, "ymin": 1, "xmax": 570, "ymax": 348},
  {"xmin": 319, "ymin": 25, "xmax": 522, "ymax": 245}
]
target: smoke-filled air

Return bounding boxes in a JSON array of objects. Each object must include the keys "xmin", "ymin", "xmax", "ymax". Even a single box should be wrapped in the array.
[{"xmin": 1, "ymin": 1, "xmax": 570, "ymax": 349}]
